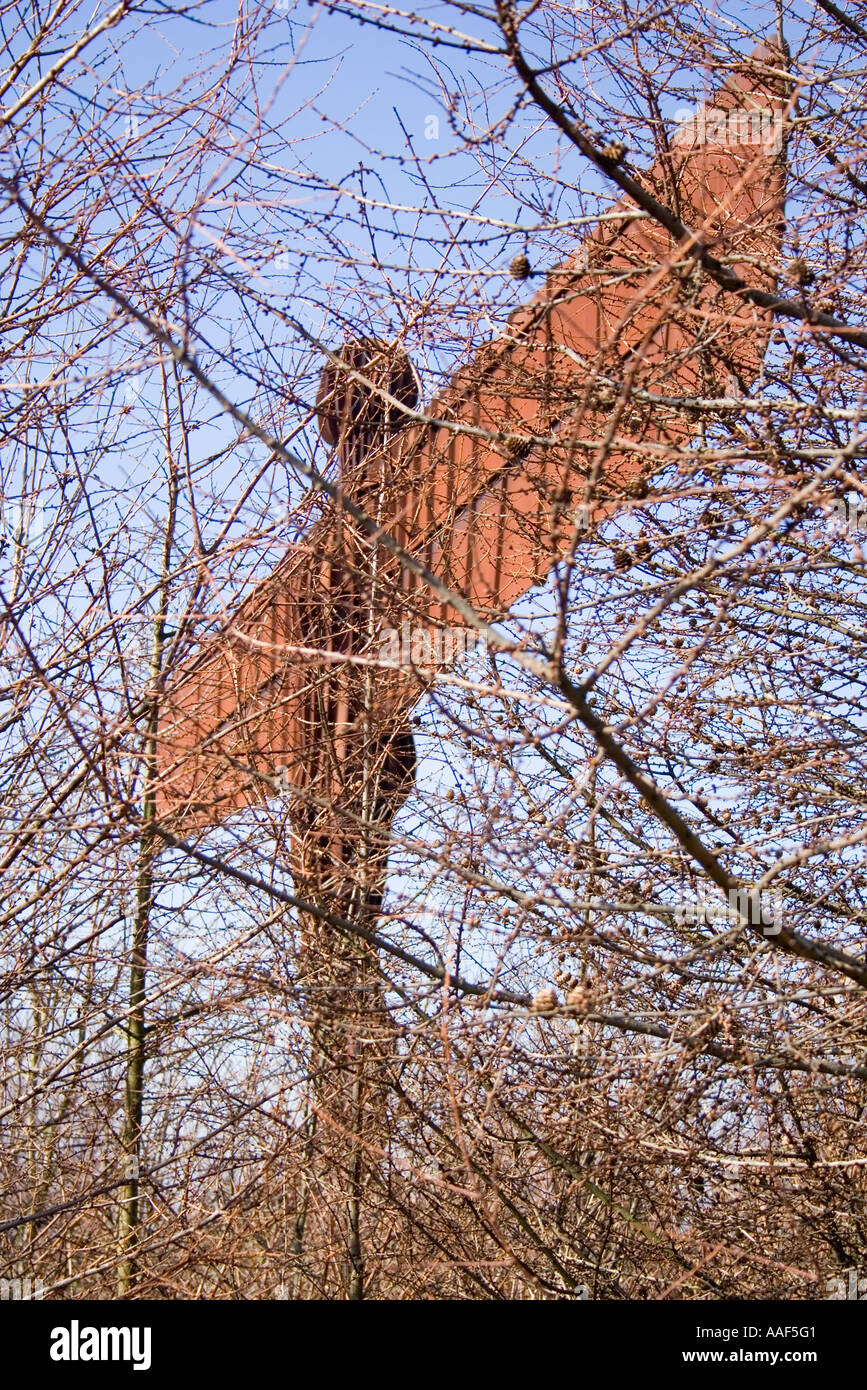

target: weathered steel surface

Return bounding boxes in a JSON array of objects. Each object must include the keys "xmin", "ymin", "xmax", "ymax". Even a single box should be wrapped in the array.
[{"xmin": 156, "ymin": 47, "xmax": 786, "ymax": 831}]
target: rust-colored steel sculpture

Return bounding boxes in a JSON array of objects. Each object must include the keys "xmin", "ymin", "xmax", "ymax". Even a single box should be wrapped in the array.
[
  {"xmin": 151, "ymin": 44, "xmax": 787, "ymax": 1296},
  {"xmin": 157, "ymin": 49, "xmax": 785, "ymax": 828},
  {"xmin": 155, "ymin": 47, "xmax": 787, "ymax": 985}
]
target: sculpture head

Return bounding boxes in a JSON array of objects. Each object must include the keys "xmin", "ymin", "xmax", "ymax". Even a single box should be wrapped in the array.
[{"xmin": 316, "ymin": 337, "xmax": 420, "ymax": 455}]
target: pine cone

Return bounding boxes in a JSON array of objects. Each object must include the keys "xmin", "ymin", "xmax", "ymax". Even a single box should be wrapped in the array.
[
  {"xmin": 509, "ymin": 254, "xmax": 532, "ymax": 281},
  {"xmin": 531, "ymin": 987, "xmax": 559, "ymax": 1014}
]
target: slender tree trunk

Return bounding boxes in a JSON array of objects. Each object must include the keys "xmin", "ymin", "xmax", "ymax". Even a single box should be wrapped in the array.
[
  {"xmin": 346, "ymin": 1061, "xmax": 365, "ymax": 1300},
  {"xmin": 117, "ymin": 798, "xmax": 155, "ymax": 1294},
  {"xmin": 117, "ymin": 356, "xmax": 179, "ymax": 1294},
  {"xmin": 289, "ymin": 1106, "xmax": 316, "ymax": 1299}
]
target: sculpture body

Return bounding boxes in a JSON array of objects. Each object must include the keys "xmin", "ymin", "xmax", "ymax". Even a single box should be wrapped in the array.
[{"xmin": 157, "ymin": 51, "xmax": 786, "ymax": 852}]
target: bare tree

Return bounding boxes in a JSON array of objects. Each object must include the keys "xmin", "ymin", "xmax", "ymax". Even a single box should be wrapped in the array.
[{"xmin": 3, "ymin": 0, "xmax": 867, "ymax": 1302}]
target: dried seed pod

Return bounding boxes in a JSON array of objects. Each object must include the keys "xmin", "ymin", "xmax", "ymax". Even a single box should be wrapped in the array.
[
  {"xmin": 786, "ymin": 257, "xmax": 814, "ymax": 285},
  {"xmin": 567, "ymin": 985, "xmax": 592, "ymax": 1012},
  {"xmin": 601, "ymin": 139, "xmax": 627, "ymax": 164},
  {"xmin": 509, "ymin": 254, "xmax": 532, "ymax": 281},
  {"xmin": 531, "ymin": 987, "xmax": 559, "ymax": 1014},
  {"xmin": 504, "ymin": 433, "xmax": 531, "ymax": 460}
]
